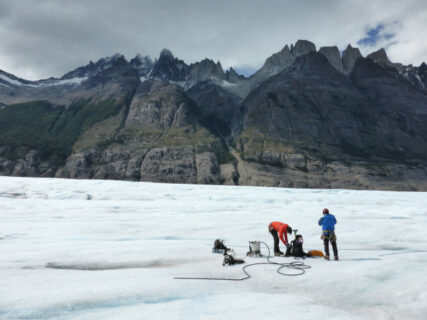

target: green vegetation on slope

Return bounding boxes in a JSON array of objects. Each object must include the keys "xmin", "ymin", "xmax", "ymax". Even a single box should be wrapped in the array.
[{"xmin": 0, "ymin": 98, "xmax": 125, "ymax": 163}]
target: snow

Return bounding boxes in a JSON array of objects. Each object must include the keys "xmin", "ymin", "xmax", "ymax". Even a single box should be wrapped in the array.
[
  {"xmin": 46, "ymin": 77, "xmax": 88, "ymax": 87},
  {"xmin": 218, "ymin": 79, "xmax": 237, "ymax": 88},
  {"xmin": 0, "ymin": 73, "xmax": 87, "ymax": 88},
  {"xmin": 0, "ymin": 177, "xmax": 426, "ymax": 320},
  {"xmin": 0, "ymin": 82, "xmax": 12, "ymax": 89},
  {"xmin": 414, "ymin": 74, "xmax": 425, "ymax": 88},
  {"xmin": 0, "ymin": 74, "xmax": 26, "ymax": 86}
]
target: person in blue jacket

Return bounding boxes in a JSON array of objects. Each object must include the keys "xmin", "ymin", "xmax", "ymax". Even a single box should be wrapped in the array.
[{"xmin": 318, "ymin": 208, "xmax": 338, "ymax": 260}]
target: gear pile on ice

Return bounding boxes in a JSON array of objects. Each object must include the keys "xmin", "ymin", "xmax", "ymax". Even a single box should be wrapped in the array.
[
  {"xmin": 246, "ymin": 241, "xmax": 263, "ymax": 257},
  {"xmin": 212, "ymin": 239, "xmax": 227, "ymax": 254},
  {"xmin": 212, "ymin": 239, "xmax": 245, "ymax": 265},
  {"xmin": 174, "ymin": 241, "xmax": 310, "ymax": 281},
  {"xmin": 223, "ymin": 250, "xmax": 245, "ymax": 266}
]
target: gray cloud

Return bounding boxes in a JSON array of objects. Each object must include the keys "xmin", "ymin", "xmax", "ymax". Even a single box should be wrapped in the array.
[{"xmin": 0, "ymin": 0, "xmax": 426, "ymax": 80}]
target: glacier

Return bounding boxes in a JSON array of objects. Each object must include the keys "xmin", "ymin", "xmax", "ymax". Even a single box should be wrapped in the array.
[{"xmin": 0, "ymin": 177, "xmax": 426, "ymax": 319}]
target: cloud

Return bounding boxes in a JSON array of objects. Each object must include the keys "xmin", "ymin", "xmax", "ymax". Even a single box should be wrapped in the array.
[
  {"xmin": 232, "ymin": 66, "xmax": 259, "ymax": 78},
  {"xmin": 356, "ymin": 21, "xmax": 402, "ymax": 59},
  {"xmin": 0, "ymin": 0, "xmax": 426, "ymax": 80},
  {"xmin": 357, "ymin": 24, "xmax": 394, "ymax": 46}
]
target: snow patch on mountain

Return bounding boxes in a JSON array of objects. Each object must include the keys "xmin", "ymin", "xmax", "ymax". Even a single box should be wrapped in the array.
[
  {"xmin": 0, "ymin": 74, "xmax": 27, "ymax": 86},
  {"xmin": 0, "ymin": 82, "xmax": 12, "ymax": 89},
  {"xmin": 0, "ymin": 73, "xmax": 87, "ymax": 88},
  {"xmin": 40, "ymin": 77, "xmax": 88, "ymax": 87}
]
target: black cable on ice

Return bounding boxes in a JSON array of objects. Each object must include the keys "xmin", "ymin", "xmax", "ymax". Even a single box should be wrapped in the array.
[{"xmin": 174, "ymin": 242, "xmax": 311, "ymax": 281}]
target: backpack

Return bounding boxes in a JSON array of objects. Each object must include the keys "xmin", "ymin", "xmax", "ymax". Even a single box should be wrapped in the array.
[{"xmin": 214, "ymin": 239, "xmax": 227, "ymax": 250}]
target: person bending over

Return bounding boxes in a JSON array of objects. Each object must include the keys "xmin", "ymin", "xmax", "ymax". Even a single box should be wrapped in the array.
[{"xmin": 268, "ymin": 221, "xmax": 292, "ymax": 256}]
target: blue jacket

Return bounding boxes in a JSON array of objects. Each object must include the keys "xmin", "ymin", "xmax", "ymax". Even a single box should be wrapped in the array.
[{"xmin": 318, "ymin": 214, "xmax": 337, "ymax": 231}]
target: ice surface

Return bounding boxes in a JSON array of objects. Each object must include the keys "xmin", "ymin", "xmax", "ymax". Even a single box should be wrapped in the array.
[{"xmin": 0, "ymin": 177, "xmax": 426, "ymax": 319}]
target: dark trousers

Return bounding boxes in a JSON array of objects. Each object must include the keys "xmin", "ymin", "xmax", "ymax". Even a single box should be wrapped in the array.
[
  {"xmin": 323, "ymin": 236, "xmax": 338, "ymax": 257},
  {"xmin": 270, "ymin": 229, "xmax": 281, "ymax": 253}
]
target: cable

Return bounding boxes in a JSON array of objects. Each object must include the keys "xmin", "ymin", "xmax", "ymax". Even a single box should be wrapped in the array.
[{"xmin": 174, "ymin": 242, "xmax": 311, "ymax": 281}]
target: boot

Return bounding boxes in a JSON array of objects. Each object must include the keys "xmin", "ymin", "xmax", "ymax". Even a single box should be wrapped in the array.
[
  {"xmin": 324, "ymin": 255, "xmax": 330, "ymax": 261},
  {"xmin": 274, "ymin": 251, "xmax": 284, "ymax": 256},
  {"xmin": 334, "ymin": 256, "xmax": 339, "ymax": 261}
]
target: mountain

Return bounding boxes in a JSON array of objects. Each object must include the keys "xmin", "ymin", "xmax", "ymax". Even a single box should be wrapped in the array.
[
  {"xmin": 342, "ymin": 44, "xmax": 362, "ymax": 73},
  {"xmin": 1, "ymin": 40, "xmax": 426, "ymax": 190},
  {"xmin": 236, "ymin": 52, "xmax": 427, "ymax": 189}
]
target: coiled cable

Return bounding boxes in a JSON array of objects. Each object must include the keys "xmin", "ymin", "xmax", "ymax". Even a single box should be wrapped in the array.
[{"xmin": 174, "ymin": 241, "xmax": 310, "ymax": 281}]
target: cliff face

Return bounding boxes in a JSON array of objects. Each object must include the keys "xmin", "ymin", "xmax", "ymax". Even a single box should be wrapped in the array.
[
  {"xmin": 1, "ymin": 41, "xmax": 427, "ymax": 190},
  {"xmin": 234, "ymin": 52, "xmax": 427, "ymax": 190}
]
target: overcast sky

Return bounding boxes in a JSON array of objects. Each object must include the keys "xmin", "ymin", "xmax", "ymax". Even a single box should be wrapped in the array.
[{"xmin": 0, "ymin": 0, "xmax": 426, "ymax": 80}]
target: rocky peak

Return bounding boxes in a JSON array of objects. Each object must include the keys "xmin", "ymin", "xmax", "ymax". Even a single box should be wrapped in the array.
[
  {"xmin": 226, "ymin": 67, "xmax": 245, "ymax": 83},
  {"xmin": 262, "ymin": 44, "xmax": 294, "ymax": 71},
  {"xmin": 215, "ymin": 61, "xmax": 224, "ymax": 76},
  {"xmin": 151, "ymin": 49, "xmax": 189, "ymax": 82},
  {"xmin": 188, "ymin": 58, "xmax": 226, "ymax": 82},
  {"xmin": 342, "ymin": 44, "xmax": 362, "ymax": 74},
  {"xmin": 159, "ymin": 48, "xmax": 174, "ymax": 59},
  {"xmin": 319, "ymin": 46, "xmax": 345, "ymax": 73},
  {"xmin": 61, "ymin": 53, "xmax": 126, "ymax": 80},
  {"xmin": 367, "ymin": 48, "xmax": 392, "ymax": 67},
  {"xmin": 256, "ymin": 40, "xmax": 316, "ymax": 76},
  {"xmin": 243, "ymin": 41, "xmax": 318, "ymax": 99},
  {"xmin": 291, "ymin": 40, "xmax": 316, "ymax": 57},
  {"xmin": 130, "ymin": 54, "xmax": 154, "ymax": 78},
  {"xmin": 417, "ymin": 62, "xmax": 427, "ymax": 88},
  {"xmin": 111, "ymin": 55, "xmax": 128, "ymax": 67}
]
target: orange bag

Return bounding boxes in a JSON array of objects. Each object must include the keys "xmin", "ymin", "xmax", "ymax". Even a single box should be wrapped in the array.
[{"xmin": 308, "ymin": 250, "xmax": 324, "ymax": 257}]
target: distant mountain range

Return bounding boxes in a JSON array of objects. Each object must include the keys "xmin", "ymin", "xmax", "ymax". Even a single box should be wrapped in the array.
[{"xmin": 1, "ymin": 40, "xmax": 426, "ymax": 190}]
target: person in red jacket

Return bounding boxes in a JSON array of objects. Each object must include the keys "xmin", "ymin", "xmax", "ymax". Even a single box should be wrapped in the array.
[{"xmin": 268, "ymin": 221, "xmax": 293, "ymax": 256}]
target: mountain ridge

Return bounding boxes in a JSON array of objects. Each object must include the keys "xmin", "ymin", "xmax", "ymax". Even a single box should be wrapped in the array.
[{"xmin": 1, "ymin": 40, "xmax": 426, "ymax": 191}]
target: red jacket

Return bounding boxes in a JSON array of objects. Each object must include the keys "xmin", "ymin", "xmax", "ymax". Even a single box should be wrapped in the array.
[{"xmin": 269, "ymin": 221, "xmax": 289, "ymax": 245}]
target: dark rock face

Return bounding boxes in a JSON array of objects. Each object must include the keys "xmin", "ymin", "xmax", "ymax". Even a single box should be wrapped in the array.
[
  {"xmin": 187, "ymin": 81, "xmax": 240, "ymax": 136},
  {"xmin": 61, "ymin": 54, "xmax": 126, "ymax": 80},
  {"xmin": 240, "ymin": 52, "xmax": 427, "ymax": 163},
  {"xmin": 151, "ymin": 49, "xmax": 189, "ymax": 82},
  {"xmin": 130, "ymin": 54, "xmax": 154, "ymax": 77},
  {"xmin": 247, "ymin": 40, "xmax": 317, "ymax": 95},
  {"xmin": 235, "ymin": 52, "xmax": 427, "ymax": 190},
  {"xmin": 150, "ymin": 50, "xmax": 229, "ymax": 89},
  {"xmin": 239, "ymin": 52, "xmax": 373, "ymax": 162},
  {"xmin": 350, "ymin": 58, "xmax": 427, "ymax": 160},
  {"xmin": 1, "ymin": 40, "xmax": 427, "ymax": 190},
  {"xmin": 342, "ymin": 44, "xmax": 362, "ymax": 74},
  {"xmin": 291, "ymin": 40, "xmax": 316, "ymax": 56},
  {"xmin": 420, "ymin": 62, "xmax": 427, "ymax": 87},
  {"xmin": 188, "ymin": 59, "xmax": 226, "ymax": 82},
  {"xmin": 367, "ymin": 48, "xmax": 392, "ymax": 67},
  {"xmin": 261, "ymin": 45, "xmax": 294, "ymax": 74},
  {"xmin": 319, "ymin": 46, "xmax": 345, "ymax": 73},
  {"xmin": 226, "ymin": 68, "xmax": 245, "ymax": 83}
]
